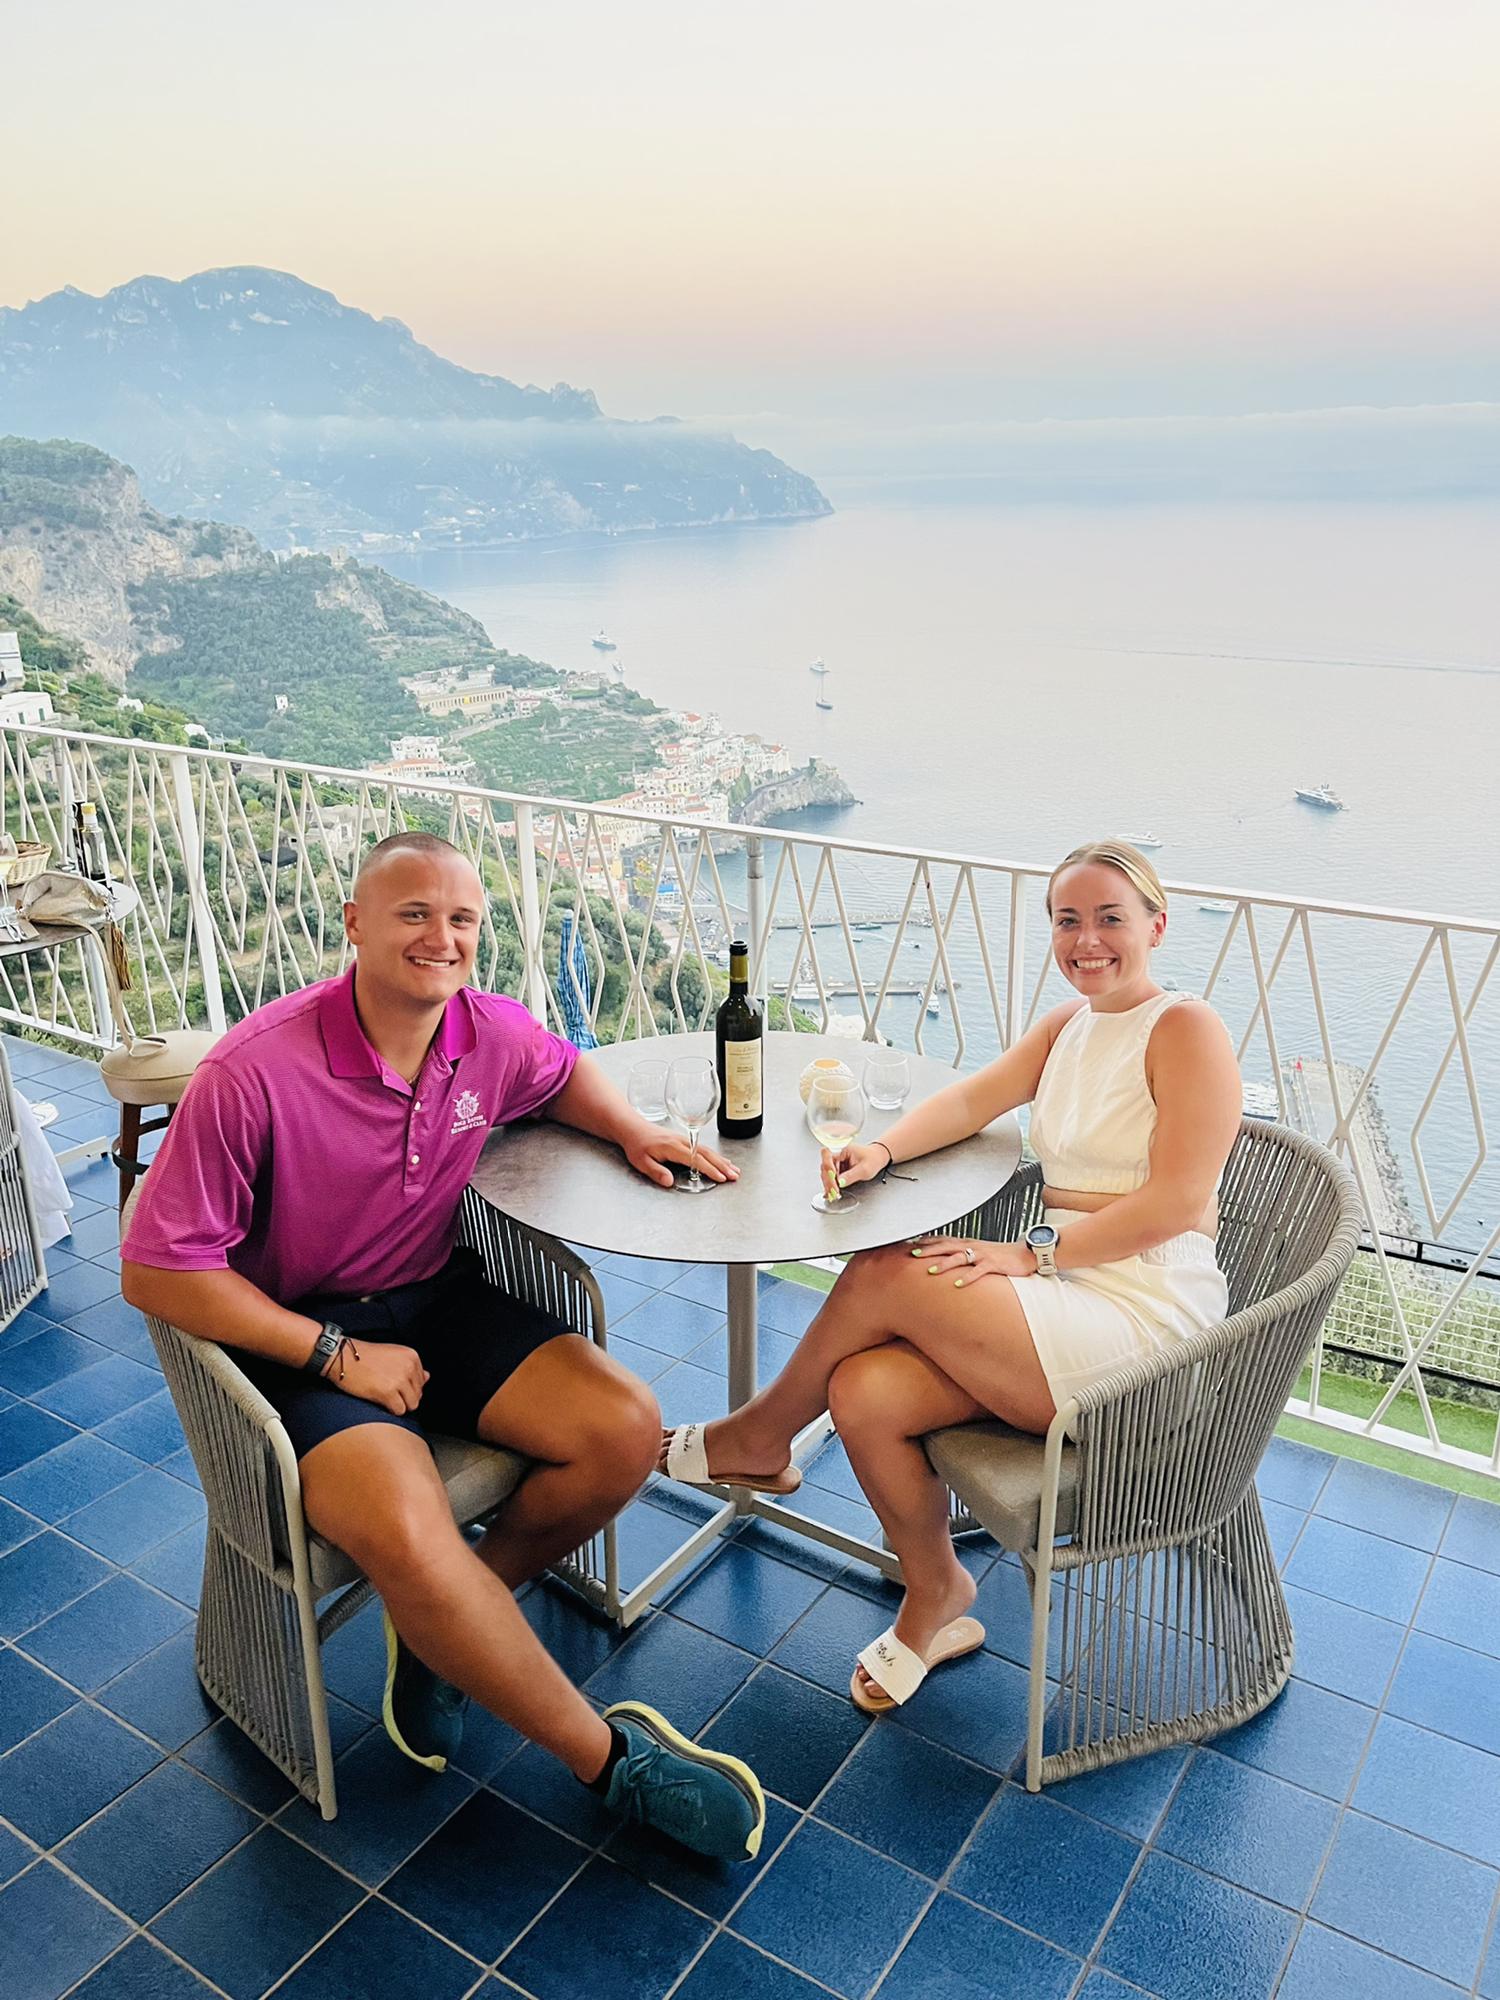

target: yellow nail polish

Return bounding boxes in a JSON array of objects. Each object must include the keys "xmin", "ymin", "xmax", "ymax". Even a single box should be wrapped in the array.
[
  {"xmin": 954, "ymin": 1277, "xmax": 964, "ymax": 1287},
  {"xmin": 928, "ymin": 1264, "xmax": 939, "ymax": 1274},
  {"xmin": 910, "ymin": 1247, "xmax": 922, "ymax": 1257}
]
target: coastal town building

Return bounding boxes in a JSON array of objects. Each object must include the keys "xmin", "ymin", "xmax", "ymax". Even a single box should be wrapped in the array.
[
  {"xmin": 405, "ymin": 670, "xmax": 515, "ymax": 721},
  {"xmin": 0, "ymin": 632, "xmax": 54, "ymax": 729},
  {"xmin": 365, "ymin": 734, "xmax": 479, "ymax": 794}
]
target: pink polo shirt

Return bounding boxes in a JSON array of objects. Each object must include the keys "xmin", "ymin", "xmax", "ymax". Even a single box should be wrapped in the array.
[{"xmin": 122, "ymin": 969, "xmax": 579, "ymax": 1304}]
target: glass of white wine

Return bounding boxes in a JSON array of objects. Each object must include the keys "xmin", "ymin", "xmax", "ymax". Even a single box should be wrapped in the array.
[
  {"xmin": 665, "ymin": 1057, "xmax": 720, "ymax": 1194},
  {"xmin": 806, "ymin": 1072, "xmax": 867, "ymax": 1212}
]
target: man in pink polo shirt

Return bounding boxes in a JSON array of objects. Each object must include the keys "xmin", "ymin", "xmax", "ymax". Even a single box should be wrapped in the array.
[{"xmin": 122, "ymin": 832, "xmax": 767, "ymax": 1863}]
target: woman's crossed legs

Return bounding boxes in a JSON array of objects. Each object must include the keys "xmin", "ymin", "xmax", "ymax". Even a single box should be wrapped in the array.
[{"xmin": 664, "ymin": 1241, "xmax": 1056, "ymax": 1700}]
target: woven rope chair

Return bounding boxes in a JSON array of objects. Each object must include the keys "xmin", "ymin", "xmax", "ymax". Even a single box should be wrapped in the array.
[
  {"xmin": 924, "ymin": 1119, "xmax": 1362, "ymax": 1792},
  {"xmin": 139, "ymin": 1192, "xmax": 610, "ymax": 1819}
]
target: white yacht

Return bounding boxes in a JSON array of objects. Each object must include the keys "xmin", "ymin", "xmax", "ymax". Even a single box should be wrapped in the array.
[
  {"xmin": 1125, "ymin": 832, "xmax": 1162, "ymax": 850},
  {"xmin": 1294, "ymin": 783, "xmax": 1346, "ymax": 811},
  {"xmin": 1199, "ymin": 899, "xmax": 1235, "ymax": 915}
]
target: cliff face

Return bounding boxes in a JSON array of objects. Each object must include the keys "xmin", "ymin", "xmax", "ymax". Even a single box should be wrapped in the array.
[
  {"xmin": 738, "ymin": 759, "xmax": 858, "ymax": 826},
  {"xmin": 0, "ymin": 440, "xmax": 260, "ymax": 677},
  {"xmin": 0, "ymin": 435, "xmax": 506, "ymax": 689}
]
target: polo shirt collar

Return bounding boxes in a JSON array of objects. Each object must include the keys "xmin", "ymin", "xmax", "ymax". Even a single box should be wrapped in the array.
[{"xmin": 318, "ymin": 968, "xmax": 477, "ymax": 1081}]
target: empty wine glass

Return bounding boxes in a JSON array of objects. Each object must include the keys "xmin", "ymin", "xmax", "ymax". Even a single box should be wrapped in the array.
[
  {"xmin": 627, "ymin": 1059, "xmax": 669, "ymax": 1124},
  {"xmin": 863, "ymin": 1048, "xmax": 911, "ymax": 1110},
  {"xmin": 666, "ymin": 1057, "xmax": 719, "ymax": 1194},
  {"xmin": 806, "ymin": 1072, "xmax": 867, "ymax": 1212}
]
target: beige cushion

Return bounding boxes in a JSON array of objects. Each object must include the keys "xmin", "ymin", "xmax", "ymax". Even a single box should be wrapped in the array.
[
  {"xmin": 101, "ymin": 1030, "xmax": 222, "ymax": 1107},
  {"xmin": 924, "ymin": 1420, "xmax": 1078, "ymax": 1552},
  {"xmin": 307, "ymin": 1434, "xmax": 529, "ymax": 1595}
]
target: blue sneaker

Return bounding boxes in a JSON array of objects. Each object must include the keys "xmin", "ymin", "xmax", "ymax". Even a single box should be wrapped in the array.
[
  {"xmin": 602, "ymin": 1701, "xmax": 766, "ymax": 1861},
  {"xmin": 381, "ymin": 1611, "xmax": 468, "ymax": 1772}
]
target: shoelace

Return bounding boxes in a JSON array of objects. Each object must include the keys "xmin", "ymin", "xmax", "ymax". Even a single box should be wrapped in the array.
[{"xmin": 615, "ymin": 1744, "xmax": 706, "ymax": 1837}]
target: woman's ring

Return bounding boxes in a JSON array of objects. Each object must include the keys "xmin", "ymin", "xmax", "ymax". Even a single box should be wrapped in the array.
[{"xmin": 964, "ymin": 1247, "xmax": 976, "ymax": 1266}]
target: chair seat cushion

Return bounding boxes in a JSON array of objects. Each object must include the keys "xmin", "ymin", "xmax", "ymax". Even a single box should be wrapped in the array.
[
  {"xmin": 925, "ymin": 1420, "xmax": 1078, "ymax": 1552},
  {"xmin": 101, "ymin": 1030, "xmax": 222, "ymax": 1105},
  {"xmin": 307, "ymin": 1433, "xmax": 529, "ymax": 1595}
]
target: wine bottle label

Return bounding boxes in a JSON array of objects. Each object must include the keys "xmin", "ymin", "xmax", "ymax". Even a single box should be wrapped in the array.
[{"xmin": 723, "ymin": 1041, "xmax": 763, "ymax": 1121}]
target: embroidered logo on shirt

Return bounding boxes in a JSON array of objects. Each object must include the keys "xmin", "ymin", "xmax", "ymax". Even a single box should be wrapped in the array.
[{"xmin": 449, "ymin": 1087, "xmax": 485, "ymax": 1135}]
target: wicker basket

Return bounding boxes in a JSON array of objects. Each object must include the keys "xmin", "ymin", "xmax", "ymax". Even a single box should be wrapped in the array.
[{"xmin": 0, "ymin": 840, "xmax": 51, "ymax": 887}]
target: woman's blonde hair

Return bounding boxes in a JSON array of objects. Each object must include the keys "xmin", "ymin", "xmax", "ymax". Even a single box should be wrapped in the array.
[{"xmin": 1046, "ymin": 840, "xmax": 1168, "ymax": 917}]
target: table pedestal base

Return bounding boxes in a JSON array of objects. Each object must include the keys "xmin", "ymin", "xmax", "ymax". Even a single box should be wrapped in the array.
[{"xmin": 600, "ymin": 1261, "xmax": 916, "ymax": 1624}]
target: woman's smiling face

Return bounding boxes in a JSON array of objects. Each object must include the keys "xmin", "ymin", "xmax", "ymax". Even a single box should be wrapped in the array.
[{"xmin": 1048, "ymin": 859, "xmax": 1166, "ymax": 1009}]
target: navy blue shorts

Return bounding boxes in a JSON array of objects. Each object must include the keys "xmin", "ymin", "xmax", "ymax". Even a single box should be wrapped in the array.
[{"xmin": 242, "ymin": 1246, "xmax": 572, "ymax": 1461}]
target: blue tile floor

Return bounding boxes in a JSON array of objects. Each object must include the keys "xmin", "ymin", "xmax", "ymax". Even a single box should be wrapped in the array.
[{"xmin": 3, "ymin": 1034, "xmax": 1500, "ymax": 1998}]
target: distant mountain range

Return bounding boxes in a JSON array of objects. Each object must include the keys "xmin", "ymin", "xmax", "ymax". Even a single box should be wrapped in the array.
[{"xmin": 0, "ymin": 267, "xmax": 831, "ymax": 549}]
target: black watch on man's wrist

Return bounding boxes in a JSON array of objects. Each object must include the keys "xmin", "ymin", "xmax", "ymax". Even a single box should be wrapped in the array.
[{"xmin": 305, "ymin": 1322, "xmax": 345, "ymax": 1377}]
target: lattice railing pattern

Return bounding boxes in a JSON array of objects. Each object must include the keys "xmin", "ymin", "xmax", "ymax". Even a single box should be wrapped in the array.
[{"xmin": 2, "ymin": 724, "xmax": 1496, "ymax": 1473}]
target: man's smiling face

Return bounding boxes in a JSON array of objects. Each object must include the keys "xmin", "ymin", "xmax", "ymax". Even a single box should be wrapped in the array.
[{"xmin": 344, "ymin": 847, "xmax": 485, "ymax": 1011}]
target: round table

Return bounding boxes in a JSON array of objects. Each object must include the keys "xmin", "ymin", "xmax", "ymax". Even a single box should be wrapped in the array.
[
  {"xmin": 469, "ymin": 1031, "xmax": 1022, "ymax": 1609},
  {"xmin": 471, "ymin": 1030, "xmax": 1021, "ymax": 1271}
]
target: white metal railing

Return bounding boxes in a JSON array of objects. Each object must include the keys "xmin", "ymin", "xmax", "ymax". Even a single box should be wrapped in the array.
[{"xmin": 3, "ymin": 721, "xmax": 1497, "ymax": 1478}]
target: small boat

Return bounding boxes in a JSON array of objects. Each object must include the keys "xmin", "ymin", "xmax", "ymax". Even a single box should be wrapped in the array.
[
  {"xmin": 1125, "ymin": 832, "xmax": 1162, "ymax": 850},
  {"xmin": 591, "ymin": 631, "xmax": 617, "ymax": 653},
  {"xmin": 816, "ymin": 696, "xmax": 833, "ymax": 711},
  {"xmin": 1295, "ymin": 783, "xmax": 1346, "ymax": 811},
  {"xmin": 809, "ymin": 658, "xmax": 829, "ymax": 675},
  {"xmin": 1199, "ymin": 899, "xmax": 1234, "ymax": 915},
  {"xmin": 925, "ymin": 998, "xmax": 941, "ymax": 1018}
]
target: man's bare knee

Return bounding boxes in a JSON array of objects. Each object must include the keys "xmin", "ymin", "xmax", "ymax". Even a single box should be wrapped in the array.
[
  {"xmin": 301, "ymin": 1433, "xmax": 462, "ymax": 1588},
  {"xmin": 577, "ymin": 1373, "xmax": 660, "ymax": 1491}
]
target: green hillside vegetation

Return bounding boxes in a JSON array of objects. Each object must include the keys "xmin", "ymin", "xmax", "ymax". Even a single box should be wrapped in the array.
[
  {"xmin": 0, "ymin": 437, "xmax": 115, "ymax": 533},
  {"xmin": 128, "ymin": 557, "xmax": 560, "ymax": 767},
  {"xmin": 463, "ymin": 685, "xmax": 664, "ymax": 801},
  {"xmin": 348, "ymin": 562, "xmax": 557, "ymax": 688},
  {"xmin": 130, "ymin": 559, "xmax": 427, "ymax": 765},
  {"xmin": 51, "ymin": 670, "xmax": 197, "ymax": 746},
  {"xmin": 0, "ymin": 589, "xmax": 90, "ymax": 679},
  {"xmin": 0, "ymin": 436, "xmax": 560, "ymax": 767},
  {"xmin": 0, "ymin": 590, "xmax": 197, "ymax": 745}
]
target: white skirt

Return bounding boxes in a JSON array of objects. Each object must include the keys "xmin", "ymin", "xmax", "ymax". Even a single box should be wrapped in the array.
[{"xmin": 1007, "ymin": 1208, "xmax": 1228, "ymax": 1409}]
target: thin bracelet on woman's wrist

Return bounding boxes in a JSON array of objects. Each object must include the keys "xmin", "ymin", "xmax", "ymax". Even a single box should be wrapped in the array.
[{"xmin": 871, "ymin": 1140, "xmax": 894, "ymax": 1171}]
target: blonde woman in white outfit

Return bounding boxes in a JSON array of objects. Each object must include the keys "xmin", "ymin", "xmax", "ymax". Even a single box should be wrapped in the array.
[{"xmin": 660, "ymin": 841, "xmax": 1242, "ymax": 1713}]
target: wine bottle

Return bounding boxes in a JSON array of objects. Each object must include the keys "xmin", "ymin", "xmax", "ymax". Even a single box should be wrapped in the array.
[{"xmin": 715, "ymin": 939, "xmax": 764, "ymax": 1137}]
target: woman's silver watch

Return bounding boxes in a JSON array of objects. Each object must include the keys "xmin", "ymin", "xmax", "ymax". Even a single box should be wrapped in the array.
[{"xmin": 1025, "ymin": 1224, "xmax": 1060, "ymax": 1278}]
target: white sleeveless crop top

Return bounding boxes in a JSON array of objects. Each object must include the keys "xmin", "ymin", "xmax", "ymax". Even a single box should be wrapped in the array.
[{"xmin": 1027, "ymin": 990, "xmax": 1190, "ymax": 1196}]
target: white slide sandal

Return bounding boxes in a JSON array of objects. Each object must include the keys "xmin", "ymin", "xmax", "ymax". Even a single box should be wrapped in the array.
[
  {"xmin": 851, "ymin": 1616, "xmax": 987, "ymax": 1713},
  {"xmin": 662, "ymin": 1421, "xmax": 802, "ymax": 1496}
]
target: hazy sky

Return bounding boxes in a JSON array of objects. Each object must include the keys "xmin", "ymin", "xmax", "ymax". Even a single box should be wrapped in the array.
[{"xmin": 7, "ymin": 1, "xmax": 1499, "ymax": 434}]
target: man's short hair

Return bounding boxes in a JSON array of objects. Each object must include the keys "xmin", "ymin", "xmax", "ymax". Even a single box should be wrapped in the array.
[{"xmin": 353, "ymin": 830, "xmax": 466, "ymax": 893}]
